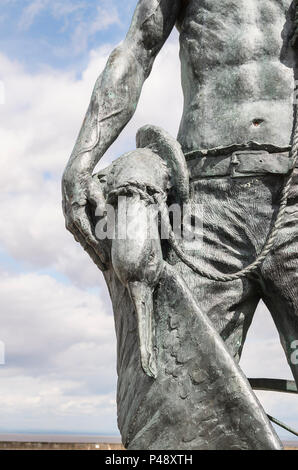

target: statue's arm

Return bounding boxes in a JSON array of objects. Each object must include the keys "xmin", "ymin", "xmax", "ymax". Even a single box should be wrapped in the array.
[{"xmin": 62, "ymin": 0, "xmax": 182, "ymax": 270}]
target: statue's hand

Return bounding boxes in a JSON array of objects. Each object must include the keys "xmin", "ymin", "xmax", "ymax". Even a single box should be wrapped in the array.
[{"xmin": 62, "ymin": 167, "xmax": 108, "ymax": 271}]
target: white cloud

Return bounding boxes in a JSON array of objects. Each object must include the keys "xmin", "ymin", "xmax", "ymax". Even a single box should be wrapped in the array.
[
  {"xmin": 0, "ymin": 272, "xmax": 113, "ymax": 360},
  {"xmin": 0, "ymin": 374, "xmax": 118, "ymax": 433},
  {"xmin": 0, "ymin": 271, "xmax": 118, "ymax": 432},
  {"xmin": 0, "ymin": 32, "xmax": 182, "ymax": 287},
  {"xmin": 240, "ymin": 301, "xmax": 298, "ymax": 439},
  {"xmin": 18, "ymin": 0, "xmax": 87, "ymax": 31},
  {"xmin": 18, "ymin": 0, "xmax": 48, "ymax": 31},
  {"xmin": 17, "ymin": 1, "xmax": 122, "ymax": 56},
  {"xmin": 1, "ymin": 25, "xmax": 297, "ymax": 440},
  {"xmin": 240, "ymin": 302, "xmax": 293, "ymax": 379},
  {"xmin": 0, "ymin": 35, "xmax": 183, "ymax": 433},
  {"xmin": 50, "ymin": 1, "xmax": 86, "ymax": 20},
  {"xmin": 71, "ymin": 5, "xmax": 121, "ymax": 55},
  {"xmin": 90, "ymin": 6, "xmax": 121, "ymax": 35}
]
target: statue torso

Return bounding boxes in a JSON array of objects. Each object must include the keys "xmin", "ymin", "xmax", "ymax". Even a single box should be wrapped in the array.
[{"xmin": 177, "ymin": 0, "xmax": 295, "ymax": 152}]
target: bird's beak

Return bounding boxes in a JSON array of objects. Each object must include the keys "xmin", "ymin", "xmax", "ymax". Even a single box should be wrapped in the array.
[{"xmin": 128, "ymin": 281, "xmax": 157, "ymax": 379}]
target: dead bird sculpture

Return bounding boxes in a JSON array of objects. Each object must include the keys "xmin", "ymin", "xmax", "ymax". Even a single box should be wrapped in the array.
[{"xmin": 98, "ymin": 125, "xmax": 189, "ymax": 378}]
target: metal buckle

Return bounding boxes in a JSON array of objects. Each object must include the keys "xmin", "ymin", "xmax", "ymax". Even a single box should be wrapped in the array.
[{"xmin": 230, "ymin": 150, "xmax": 269, "ymax": 177}]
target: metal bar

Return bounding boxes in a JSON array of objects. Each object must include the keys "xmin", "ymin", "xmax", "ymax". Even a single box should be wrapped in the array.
[
  {"xmin": 249, "ymin": 378, "xmax": 298, "ymax": 394},
  {"xmin": 267, "ymin": 414, "xmax": 298, "ymax": 438}
]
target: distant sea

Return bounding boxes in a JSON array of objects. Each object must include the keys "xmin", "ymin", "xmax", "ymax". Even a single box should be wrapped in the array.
[
  {"xmin": 284, "ymin": 441, "xmax": 298, "ymax": 448},
  {"xmin": 0, "ymin": 433, "xmax": 122, "ymax": 443},
  {"xmin": 0, "ymin": 434, "xmax": 297, "ymax": 448}
]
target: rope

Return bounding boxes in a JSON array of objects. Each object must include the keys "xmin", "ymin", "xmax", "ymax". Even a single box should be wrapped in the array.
[
  {"xmin": 105, "ymin": 108, "xmax": 298, "ymax": 283},
  {"xmin": 159, "ymin": 113, "xmax": 298, "ymax": 282},
  {"xmin": 107, "ymin": 181, "xmax": 167, "ymax": 206}
]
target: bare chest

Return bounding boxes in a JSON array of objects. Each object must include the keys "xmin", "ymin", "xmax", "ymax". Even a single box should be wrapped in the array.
[
  {"xmin": 178, "ymin": 0, "xmax": 293, "ymax": 67},
  {"xmin": 179, "ymin": 0, "xmax": 291, "ymax": 24}
]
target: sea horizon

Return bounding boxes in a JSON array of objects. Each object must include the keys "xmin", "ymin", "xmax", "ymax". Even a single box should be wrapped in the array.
[
  {"xmin": 0, "ymin": 432, "xmax": 122, "ymax": 443},
  {"xmin": 0, "ymin": 432, "xmax": 297, "ymax": 446}
]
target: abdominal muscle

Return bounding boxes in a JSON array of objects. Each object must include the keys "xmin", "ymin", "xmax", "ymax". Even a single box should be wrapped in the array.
[{"xmin": 176, "ymin": 0, "xmax": 295, "ymax": 152}]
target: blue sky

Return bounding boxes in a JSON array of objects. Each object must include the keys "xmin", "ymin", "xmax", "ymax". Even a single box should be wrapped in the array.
[
  {"xmin": 0, "ymin": 0, "xmax": 297, "ymax": 443},
  {"xmin": 0, "ymin": 0, "xmax": 136, "ymax": 72}
]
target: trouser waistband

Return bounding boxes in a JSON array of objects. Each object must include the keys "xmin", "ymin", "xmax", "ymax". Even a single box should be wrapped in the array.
[{"xmin": 187, "ymin": 150, "xmax": 296, "ymax": 180}]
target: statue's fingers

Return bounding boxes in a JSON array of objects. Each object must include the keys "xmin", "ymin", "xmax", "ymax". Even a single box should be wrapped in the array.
[
  {"xmin": 73, "ymin": 205, "xmax": 99, "ymax": 246},
  {"xmin": 72, "ymin": 205, "xmax": 108, "ymax": 266},
  {"xmin": 65, "ymin": 214, "xmax": 90, "ymax": 246},
  {"xmin": 88, "ymin": 180, "xmax": 107, "ymax": 213},
  {"xmin": 65, "ymin": 216, "xmax": 78, "ymax": 236}
]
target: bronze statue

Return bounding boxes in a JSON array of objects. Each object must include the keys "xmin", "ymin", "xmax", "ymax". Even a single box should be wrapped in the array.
[{"xmin": 62, "ymin": 0, "xmax": 298, "ymax": 449}]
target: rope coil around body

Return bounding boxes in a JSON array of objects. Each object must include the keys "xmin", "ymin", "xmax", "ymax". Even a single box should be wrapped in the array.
[
  {"xmin": 107, "ymin": 181, "xmax": 167, "ymax": 206},
  {"xmin": 106, "ymin": 118, "xmax": 298, "ymax": 283},
  {"xmin": 159, "ymin": 116, "xmax": 298, "ymax": 282}
]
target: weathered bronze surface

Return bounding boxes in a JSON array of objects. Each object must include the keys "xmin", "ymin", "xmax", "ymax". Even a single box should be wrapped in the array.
[{"xmin": 62, "ymin": 0, "xmax": 298, "ymax": 449}]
